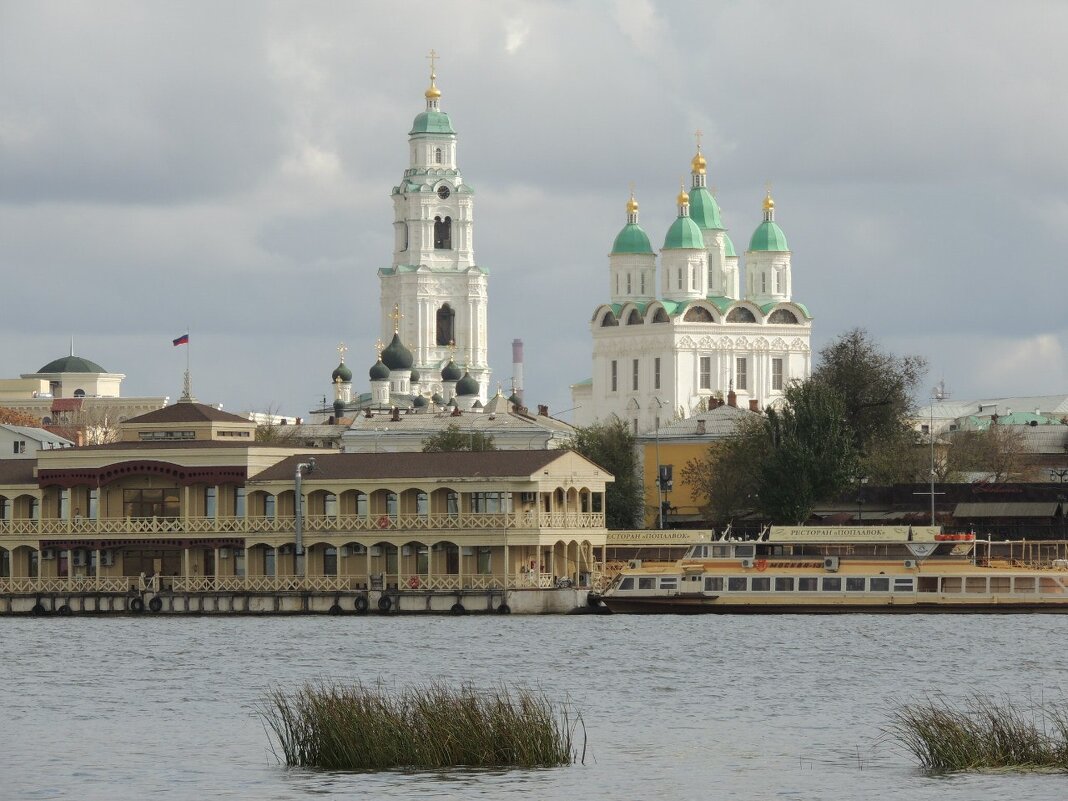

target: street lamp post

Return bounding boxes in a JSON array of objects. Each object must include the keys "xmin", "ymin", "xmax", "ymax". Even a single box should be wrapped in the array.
[
  {"xmin": 294, "ymin": 457, "xmax": 316, "ymax": 577},
  {"xmin": 652, "ymin": 397, "xmax": 666, "ymax": 530}
]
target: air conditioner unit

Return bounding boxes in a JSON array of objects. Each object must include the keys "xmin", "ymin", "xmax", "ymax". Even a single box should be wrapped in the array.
[
  {"xmin": 370, "ymin": 545, "xmax": 382, "ymax": 557},
  {"xmin": 740, "ymin": 557, "xmax": 755, "ymax": 569},
  {"xmin": 401, "ymin": 545, "xmax": 412, "ymax": 557},
  {"xmin": 100, "ymin": 551, "xmax": 115, "ymax": 567},
  {"xmin": 219, "ymin": 547, "xmax": 231, "ymax": 559},
  {"xmin": 72, "ymin": 550, "xmax": 87, "ymax": 567},
  {"xmin": 903, "ymin": 559, "xmax": 918, "ymax": 569},
  {"xmin": 823, "ymin": 556, "xmax": 840, "ymax": 572},
  {"xmin": 462, "ymin": 546, "xmax": 475, "ymax": 557},
  {"xmin": 41, "ymin": 548, "xmax": 55, "ymax": 560},
  {"xmin": 629, "ymin": 559, "xmax": 643, "ymax": 569},
  {"xmin": 340, "ymin": 545, "xmax": 351, "ymax": 557}
]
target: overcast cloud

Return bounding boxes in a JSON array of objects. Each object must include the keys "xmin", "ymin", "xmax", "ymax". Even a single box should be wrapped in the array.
[{"xmin": 1, "ymin": 0, "xmax": 1066, "ymax": 418}]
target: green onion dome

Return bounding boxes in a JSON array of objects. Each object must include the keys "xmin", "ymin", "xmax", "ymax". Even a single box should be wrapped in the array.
[
  {"xmin": 441, "ymin": 359, "xmax": 462, "ymax": 382},
  {"xmin": 663, "ymin": 215, "xmax": 705, "ymax": 250},
  {"xmin": 611, "ymin": 224, "xmax": 654, "ymax": 255},
  {"xmin": 380, "ymin": 333, "xmax": 414, "ymax": 370},
  {"xmin": 723, "ymin": 233, "xmax": 737, "ymax": 258},
  {"xmin": 688, "ymin": 187, "xmax": 723, "ymax": 230},
  {"xmin": 410, "ymin": 369, "xmax": 421, "ymax": 383},
  {"xmin": 332, "ymin": 399, "xmax": 346, "ymax": 418},
  {"xmin": 748, "ymin": 221, "xmax": 789, "ymax": 252},
  {"xmin": 331, "ymin": 362, "xmax": 352, "ymax": 383},
  {"xmin": 431, "ymin": 392, "xmax": 444, "ymax": 405},
  {"xmin": 413, "ymin": 394, "xmax": 428, "ymax": 408},
  {"xmin": 455, "ymin": 371, "xmax": 479, "ymax": 397},
  {"xmin": 369, "ymin": 359, "xmax": 390, "ymax": 381}
]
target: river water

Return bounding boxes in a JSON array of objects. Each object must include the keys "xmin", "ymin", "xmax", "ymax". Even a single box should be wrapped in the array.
[{"xmin": 3, "ymin": 614, "xmax": 1066, "ymax": 800}]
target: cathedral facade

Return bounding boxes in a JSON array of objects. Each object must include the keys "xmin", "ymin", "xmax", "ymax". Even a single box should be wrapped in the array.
[{"xmin": 571, "ymin": 147, "xmax": 813, "ymax": 434}]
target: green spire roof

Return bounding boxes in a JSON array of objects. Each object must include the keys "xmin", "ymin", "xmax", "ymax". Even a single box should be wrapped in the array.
[
  {"xmin": 723, "ymin": 233, "xmax": 737, "ymax": 258},
  {"xmin": 611, "ymin": 223, "xmax": 653, "ymax": 255},
  {"xmin": 748, "ymin": 220, "xmax": 789, "ymax": 252},
  {"xmin": 688, "ymin": 187, "xmax": 723, "ymax": 230},
  {"xmin": 410, "ymin": 111, "xmax": 455, "ymax": 135},
  {"xmin": 663, "ymin": 215, "xmax": 704, "ymax": 250}
]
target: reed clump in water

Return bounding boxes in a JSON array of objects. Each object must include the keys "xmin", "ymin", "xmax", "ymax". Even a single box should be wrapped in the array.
[
  {"xmin": 261, "ymin": 681, "xmax": 582, "ymax": 770},
  {"xmin": 889, "ymin": 694, "xmax": 1068, "ymax": 773}
]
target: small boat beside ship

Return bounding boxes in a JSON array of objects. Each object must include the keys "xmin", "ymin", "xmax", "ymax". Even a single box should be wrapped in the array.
[{"xmin": 600, "ymin": 525, "xmax": 1068, "ymax": 614}]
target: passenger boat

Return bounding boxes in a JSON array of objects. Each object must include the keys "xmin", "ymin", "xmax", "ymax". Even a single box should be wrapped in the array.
[{"xmin": 600, "ymin": 526, "xmax": 1068, "ymax": 614}]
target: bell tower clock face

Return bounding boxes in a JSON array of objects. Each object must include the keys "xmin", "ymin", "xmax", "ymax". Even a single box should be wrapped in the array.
[{"xmin": 437, "ymin": 185, "xmax": 451, "ymax": 200}]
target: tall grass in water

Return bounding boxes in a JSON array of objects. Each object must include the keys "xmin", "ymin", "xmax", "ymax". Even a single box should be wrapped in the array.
[
  {"xmin": 261, "ymin": 681, "xmax": 583, "ymax": 770},
  {"xmin": 889, "ymin": 694, "xmax": 1068, "ymax": 773}
]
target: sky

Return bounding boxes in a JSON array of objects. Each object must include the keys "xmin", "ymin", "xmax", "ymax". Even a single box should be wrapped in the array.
[{"xmin": 2, "ymin": 1, "xmax": 1067, "ymax": 420}]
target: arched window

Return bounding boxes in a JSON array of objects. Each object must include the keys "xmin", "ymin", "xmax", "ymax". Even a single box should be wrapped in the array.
[
  {"xmin": 600, "ymin": 311, "xmax": 619, "ymax": 327},
  {"xmin": 652, "ymin": 308, "xmax": 669, "ymax": 323},
  {"xmin": 640, "ymin": 272, "xmax": 646, "ymax": 294},
  {"xmin": 768, "ymin": 309, "xmax": 799, "ymax": 324},
  {"xmin": 434, "ymin": 216, "xmax": 452, "ymax": 249},
  {"xmin": 726, "ymin": 307, "xmax": 757, "ymax": 323},
  {"xmin": 73, "ymin": 389, "xmax": 85, "ymax": 398},
  {"xmin": 626, "ymin": 309, "xmax": 642, "ymax": 325},
  {"xmin": 401, "ymin": 222, "xmax": 408, "ymax": 252},
  {"xmin": 434, "ymin": 147, "xmax": 443, "ymax": 164},
  {"xmin": 436, "ymin": 304, "xmax": 456, "ymax": 345},
  {"xmin": 683, "ymin": 306, "xmax": 714, "ymax": 323}
]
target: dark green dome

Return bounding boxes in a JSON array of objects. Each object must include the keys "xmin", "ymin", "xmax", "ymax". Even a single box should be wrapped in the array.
[
  {"xmin": 455, "ymin": 371, "xmax": 479, "ymax": 397},
  {"xmin": 431, "ymin": 392, "xmax": 444, "ymax": 405},
  {"xmin": 369, "ymin": 359, "xmax": 390, "ymax": 381},
  {"xmin": 413, "ymin": 395, "xmax": 428, "ymax": 408},
  {"xmin": 331, "ymin": 361, "xmax": 352, "ymax": 382},
  {"xmin": 410, "ymin": 369, "xmax": 421, "ymax": 383},
  {"xmin": 38, "ymin": 355, "xmax": 106, "ymax": 374},
  {"xmin": 332, "ymin": 399, "xmax": 346, "ymax": 417},
  {"xmin": 441, "ymin": 359, "xmax": 462, "ymax": 382},
  {"xmin": 381, "ymin": 333, "xmax": 413, "ymax": 370}
]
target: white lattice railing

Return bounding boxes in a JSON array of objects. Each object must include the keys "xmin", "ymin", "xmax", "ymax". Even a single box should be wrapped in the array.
[
  {"xmin": 0, "ymin": 576, "xmax": 137, "ymax": 594},
  {"xmin": 0, "ymin": 512, "xmax": 606, "ymax": 540}
]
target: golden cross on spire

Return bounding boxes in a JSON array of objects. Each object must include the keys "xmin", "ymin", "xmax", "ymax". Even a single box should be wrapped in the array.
[
  {"xmin": 337, "ymin": 342, "xmax": 347, "ymax": 362},
  {"xmin": 426, "ymin": 48, "xmax": 438, "ymax": 79},
  {"xmin": 389, "ymin": 303, "xmax": 403, "ymax": 333},
  {"xmin": 694, "ymin": 128, "xmax": 703, "ymax": 152}
]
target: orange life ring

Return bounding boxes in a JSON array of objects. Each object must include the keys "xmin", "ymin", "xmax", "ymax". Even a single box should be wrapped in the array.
[
  {"xmin": 755, "ymin": 559, "xmax": 768, "ymax": 572},
  {"xmin": 377, "ymin": 515, "xmax": 390, "ymax": 529},
  {"xmin": 407, "ymin": 575, "xmax": 420, "ymax": 589}
]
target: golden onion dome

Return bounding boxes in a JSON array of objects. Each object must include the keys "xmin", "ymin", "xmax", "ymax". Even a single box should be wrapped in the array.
[
  {"xmin": 762, "ymin": 191, "xmax": 775, "ymax": 211},
  {"xmin": 691, "ymin": 151, "xmax": 707, "ymax": 174},
  {"xmin": 626, "ymin": 195, "xmax": 639, "ymax": 214},
  {"xmin": 425, "ymin": 74, "xmax": 441, "ymax": 99},
  {"xmin": 677, "ymin": 187, "xmax": 690, "ymax": 206}
]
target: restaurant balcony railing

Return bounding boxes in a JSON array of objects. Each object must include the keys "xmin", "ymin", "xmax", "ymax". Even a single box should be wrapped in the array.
[
  {"xmin": 0, "ymin": 511, "xmax": 605, "ymax": 539},
  {"xmin": 0, "ymin": 572, "xmax": 589, "ymax": 594}
]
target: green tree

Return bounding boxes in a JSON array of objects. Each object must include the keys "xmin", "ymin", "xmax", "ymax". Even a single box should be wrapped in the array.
[
  {"xmin": 421, "ymin": 423, "xmax": 497, "ymax": 452},
  {"xmin": 811, "ymin": 328, "xmax": 927, "ymax": 456},
  {"xmin": 681, "ymin": 416, "xmax": 768, "ymax": 524},
  {"xmin": 758, "ymin": 380, "xmax": 858, "ymax": 523},
  {"xmin": 945, "ymin": 425, "xmax": 1027, "ymax": 482},
  {"xmin": 570, "ymin": 416, "xmax": 643, "ymax": 529}
]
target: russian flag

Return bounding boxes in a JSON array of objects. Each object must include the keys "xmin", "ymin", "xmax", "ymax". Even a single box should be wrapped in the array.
[{"xmin": 172, "ymin": 333, "xmax": 189, "ymax": 347}]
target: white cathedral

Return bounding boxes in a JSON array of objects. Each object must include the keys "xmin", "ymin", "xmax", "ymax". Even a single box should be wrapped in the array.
[
  {"xmin": 326, "ymin": 60, "xmax": 492, "ymax": 417},
  {"xmin": 571, "ymin": 146, "xmax": 813, "ymax": 434}
]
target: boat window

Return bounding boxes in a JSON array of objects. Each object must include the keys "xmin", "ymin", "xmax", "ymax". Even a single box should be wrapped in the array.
[
  {"xmin": 774, "ymin": 577, "xmax": 794, "ymax": 591},
  {"xmin": 728, "ymin": 577, "xmax": 747, "ymax": 592},
  {"xmin": 734, "ymin": 545, "xmax": 755, "ymax": 559},
  {"xmin": 893, "ymin": 578, "xmax": 914, "ymax": 592},
  {"xmin": 941, "ymin": 577, "xmax": 962, "ymax": 593},
  {"xmin": 869, "ymin": 577, "xmax": 890, "ymax": 592},
  {"xmin": 822, "ymin": 577, "xmax": 842, "ymax": 592},
  {"xmin": 751, "ymin": 577, "xmax": 771, "ymax": 592},
  {"xmin": 691, "ymin": 546, "xmax": 707, "ymax": 558},
  {"xmin": 845, "ymin": 577, "xmax": 866, "ymax": 592},
  {"xmin": 704, "ymin": 576, "xmax": 723, "ymax": 592},
  {"xmin": 1040, "ymin": 577, "xmax": 1064, "ymax": 594},
  {"xmin": 918, "ymin": 577, "xmax": 938, "ymax": 592},
  {"xmin": 989, "ymin": 576, "xmax": 1010, "ymax": 593},
  {"xmin": 965, "ymin": 577, "xmax": 987, "ymax": 593},
  {"xmin": 712, "ymin": 545, "xmax": 731, "ymax": 558},
  {"xmin": 638, "ymin": 577, "xmax": 656, "ymax": 590},
  {"xmin": 659, "ymin": 577, "xmax": 678, "ymax": 589},
  {"xmin": 618, "ymin": 577, "xmax": 634, "ymax": 590},
  {"xmin": 1013, "ymin": 577, "xmax": 1035, "ymax": 593},
  {"xmin": 797, "ymin": 577, "xmax": 818, "ymax": 591}
]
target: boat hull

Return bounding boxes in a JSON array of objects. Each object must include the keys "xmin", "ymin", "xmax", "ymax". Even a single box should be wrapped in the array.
[{"xmin": 602, "ymin": 596, "xmax": 1068, "ymax": 614}]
